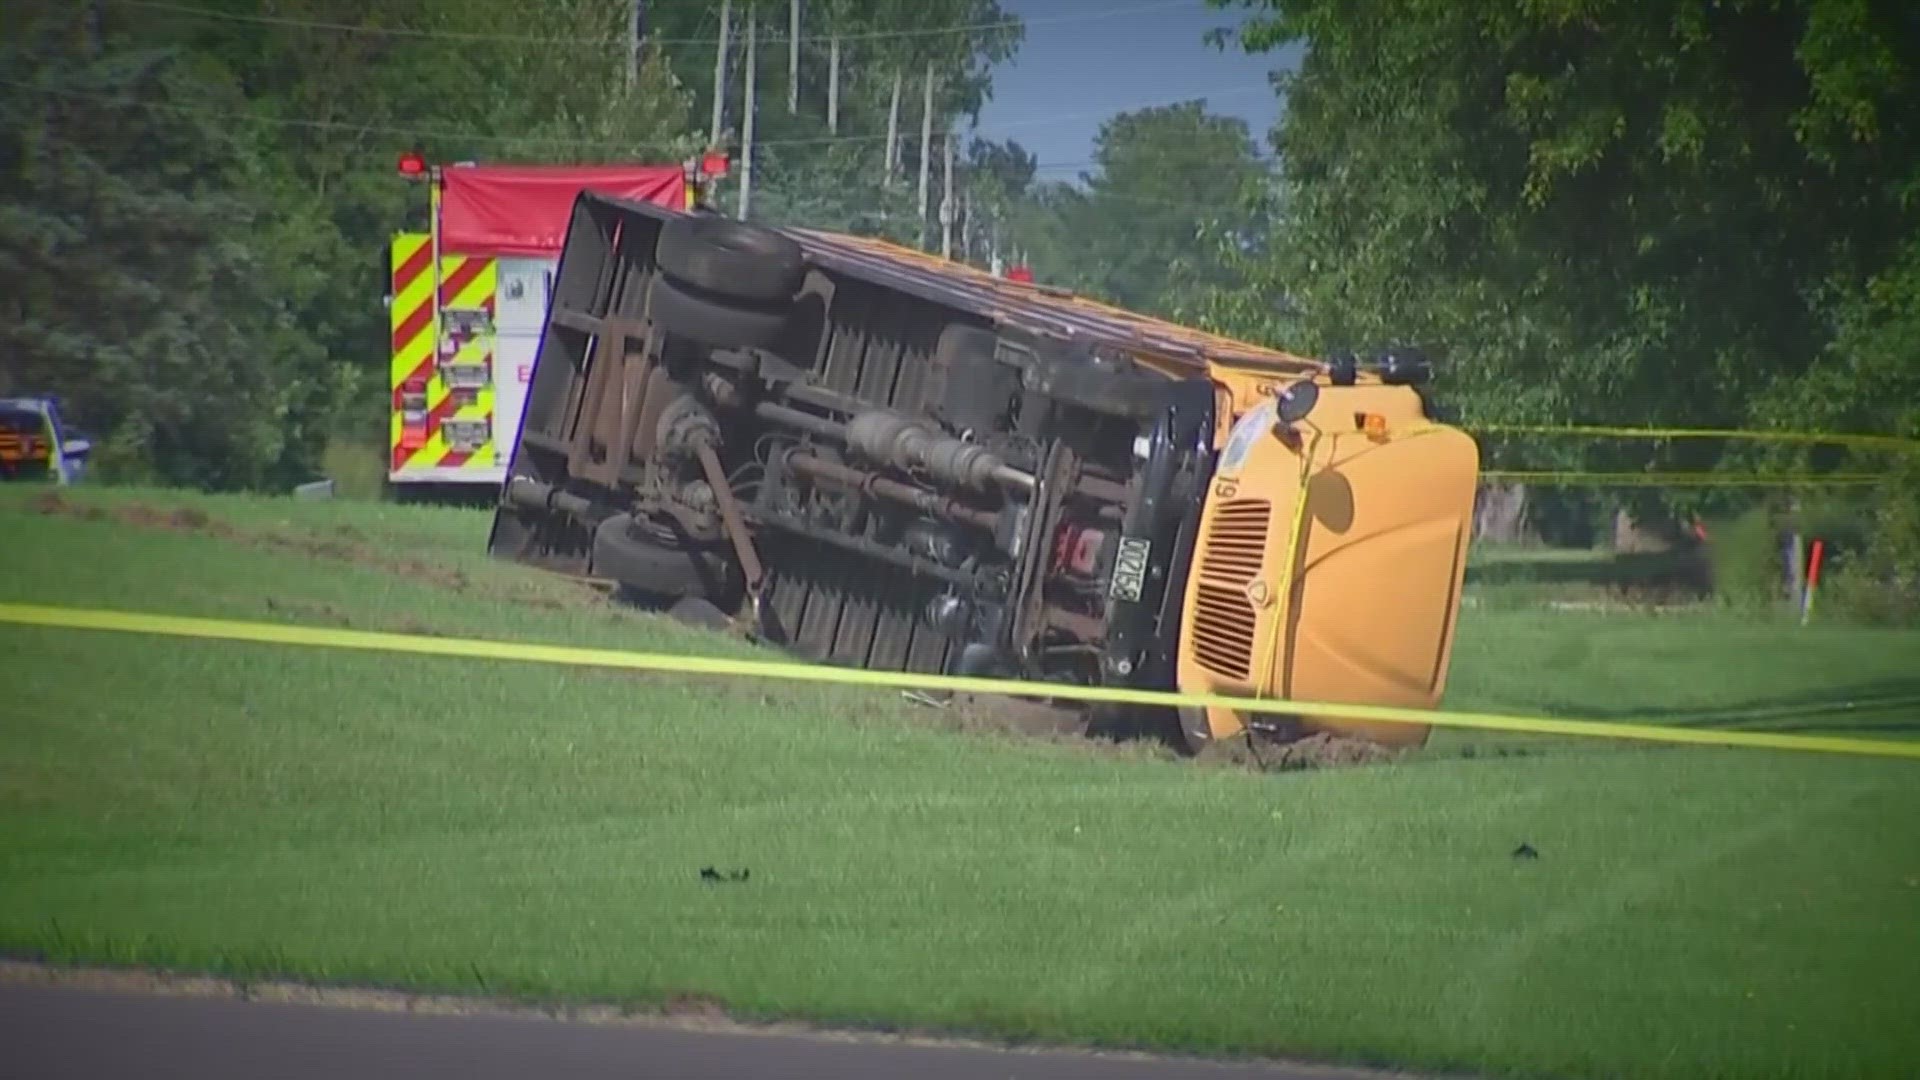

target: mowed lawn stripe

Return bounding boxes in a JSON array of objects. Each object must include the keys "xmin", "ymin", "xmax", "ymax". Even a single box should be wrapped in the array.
[{"xmin": 3, "ymin": 490, "xmax": 1919, "ymax": 1079}]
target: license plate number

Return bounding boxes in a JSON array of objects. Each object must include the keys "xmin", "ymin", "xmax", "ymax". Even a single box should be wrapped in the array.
[{"xmin": 1108, "ymin": 536, "xmax": 1152, "ymax": 603}]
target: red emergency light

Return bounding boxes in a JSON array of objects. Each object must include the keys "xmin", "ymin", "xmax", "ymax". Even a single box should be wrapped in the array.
[
  {"xmin": 397, "ymin": 150, "xmax": 429, "ymax": 180},
  {"xmin": 1007, "ymin": 265, "xmax": 1034, "ymax": 284},
  {"xmin": 699, "ymin": 150, "xmax": 731, "ymax": 178}
]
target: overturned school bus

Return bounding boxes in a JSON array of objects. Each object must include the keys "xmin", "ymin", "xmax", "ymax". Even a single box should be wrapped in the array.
[{"xmin": 487, "ymin": 193, "xmax": 1480, "ymax": 752}]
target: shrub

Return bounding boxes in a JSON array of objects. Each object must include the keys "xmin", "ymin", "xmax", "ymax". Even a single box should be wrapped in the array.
[
  {"xmin": 1820, "ymin": 464, "xmax": 1920, "ymax": 626},
  {"xmin": 1703, "ymin": 505, "xmax": 1787, "ymax": 613}
]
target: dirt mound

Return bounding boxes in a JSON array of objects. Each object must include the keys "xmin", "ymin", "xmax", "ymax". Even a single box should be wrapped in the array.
[
  {"xmin": 29, "ymin": 492, "xmax": 236, "ymax": 538},
  {"xmin": 906, "ymin": 693, "xmax": 1393, "ymax": 773},
  {"xmin": 26, "ymin": 491, "xmax": 103, "ymax": 521},
  {"xmin": 1200, "ymin": 730, "xmax": 1399, "ymax": 773}
]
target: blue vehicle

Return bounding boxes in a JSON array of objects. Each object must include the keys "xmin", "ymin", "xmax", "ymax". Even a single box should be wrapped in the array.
[{"xmin": 0, "ymin": 397, "xmax": 92, "ymax": 485}]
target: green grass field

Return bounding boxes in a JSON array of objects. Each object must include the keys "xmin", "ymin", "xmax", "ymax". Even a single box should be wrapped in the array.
[{"xmin": 3, "ymin": 485, "xmax": 1918, "ymax": 1079}]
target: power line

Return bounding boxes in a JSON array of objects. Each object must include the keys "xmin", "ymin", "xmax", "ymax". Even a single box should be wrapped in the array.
[
  {"xmin": 5, "ymin": 79, "xmax": 1275, "ymax": 214},
  {"xmin": 117, "ymin": 0, "xmax": 1200, "ymax": 48},
  {"xmin": 84, "ymin": 2, "xmax": 1289, "ymax": 153},
  {"xmin": 756, "ymin": 83, "xmax": 1280, "ymax": 148},
  {"xmin": 1, "ymin": 78, "xmax": 686, "ymax": 152},
  {"xmin": 4, "ymin": 78, "xmax": 1282, "ymax": 156},
  {"xmin": 1030, "ymin": 156, "xmax": 1279, "ymax": 172}
]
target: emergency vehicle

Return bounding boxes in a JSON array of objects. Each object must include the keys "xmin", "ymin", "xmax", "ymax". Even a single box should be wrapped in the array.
[
  {"xmin": 0, "ymin": 396, "xmax": 91, "ymax": 485},
  {"xmin": 385, "ymin": 154, "xmax": 724, "ymax": 489}
]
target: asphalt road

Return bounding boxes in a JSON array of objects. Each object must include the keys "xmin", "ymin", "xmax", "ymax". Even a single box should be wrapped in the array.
[{"xmin": 0, "ymin": 982, "xmax": 1392, "ymax": 1080}]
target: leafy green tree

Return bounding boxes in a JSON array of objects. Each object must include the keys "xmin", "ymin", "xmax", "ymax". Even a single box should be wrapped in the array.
[
  {"xmin": 1172, "ymin": 169, "xmax": 1289, "ymax": 337},
  {"xmin": 959, "ymin": 136, "xmax": 1037, "ymax": 267},
  {"xmin": 1773, "ymin": 235, "xmax": 1920, "ymax": 617},
  {"xmin": 137, "ymin": 0, "xmax": 698, "ymax": 463},
  {"xmin": 1004, "ymin": 180, "xmax": 1087, "ymax": 277},
  {"xmin": 1025, "ymin": 101, "xmax": 1272, "ymax": 317},
  {"xmin": 751, "ymin": 140, "xmax": 922, "ymax": 242},
  {"xmin": 0, "ymin": 4, "xmax": 345, "ymax": 489},
  {"xmin": 1200, "ymin": 0, "xmax": 1920, "ymax": 552},
  {"xmin": 2, "ymin": 0, "xmax": 1030, "ymax": 493},
  {"xmin": 1207, "ymin": 0, "xmax": 1920, "ymax": 446}
]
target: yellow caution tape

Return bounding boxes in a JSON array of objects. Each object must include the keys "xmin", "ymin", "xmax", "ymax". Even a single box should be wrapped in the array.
[
  {"xmin": 3, "ymin": 602, "xmax": 1917, "ymax": 762},
  {"xmin": 1470, "ymin": 423, "xmax": 1920, "ymax": 455},
  {"xmin": 1481, "ymin": 470, "xmax": 1889, "ymax": 488}
]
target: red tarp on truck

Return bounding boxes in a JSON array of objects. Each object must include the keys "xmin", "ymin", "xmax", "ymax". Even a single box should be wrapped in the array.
[{"xmin": 438, "ymin": 164, "xmax": 686, "ymax": 257}]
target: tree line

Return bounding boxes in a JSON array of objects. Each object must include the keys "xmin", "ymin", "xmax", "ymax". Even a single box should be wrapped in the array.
[
  {"xmin": 0, "ymin": 0, "xmax": 1030, "ymax": 488},
  {"xmin": 1191, "ymin": 0, "xmax": 1919, "ymax": 603},
  {"xmin": 5, "ymin": 1, "xmax": 1917, "ymax": 585}
]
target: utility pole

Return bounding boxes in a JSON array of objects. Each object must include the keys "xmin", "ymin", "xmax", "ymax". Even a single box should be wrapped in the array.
[
  {"xmin": 917, "ymin": 62, "xmax": 934, "ymax": 248},
  {"xmin": 82, "ymin": 0, "xmax": 105, "ymax": 56},
  {"xmin": 885, "ymin": 69, "xmax": 902, "ymax": 181},
  {"xmin": 827, "ymin": 34, "xmax": 841, "ymax": 133},
  {"xmin": 627, "ymin": 0, "xmax": 646, "ymax": 86},
  {"xmin": 940, "ymin": 132, "xmax": 955, "ymax": 259},
  {"xmin": 710, "ymin": 0, "xmax": 732, "ymax": 149},
  {"xmin": 960, "ymin": 185, "xmax": 971, "ymax": 263},
  {"xmin": 788, "ymin": 0, "xmax": 801, "ymax": 114},
  {"xmin": 739, "ymin": 14, "xmax": 758, "ymax": 220}
]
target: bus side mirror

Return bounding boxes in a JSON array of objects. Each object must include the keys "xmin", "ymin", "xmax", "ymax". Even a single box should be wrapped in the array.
[
  {"xmin": 62, "ymin": 437, "xmax": 92, "ymax": 460},
  {"xmin": 1274, "ymin": 379, "xmax": 1319, "ymax": 426},
  {"xmin": 1269, "ymin": 379, "xmax": 1319, "ymax": 449}
]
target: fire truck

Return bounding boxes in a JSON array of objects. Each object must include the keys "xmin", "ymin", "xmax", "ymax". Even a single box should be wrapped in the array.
[{"xmin": 384, "ymin": 154, "xmax": 721, "ymax": 490}]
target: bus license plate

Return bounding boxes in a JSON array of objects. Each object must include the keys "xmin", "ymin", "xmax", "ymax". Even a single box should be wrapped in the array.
[{"xmin": 1108, "ymin": 536, "xmax": 1152, "ymax": 603}]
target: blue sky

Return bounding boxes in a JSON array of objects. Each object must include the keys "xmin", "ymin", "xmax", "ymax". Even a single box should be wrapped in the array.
[{"xmin": 972, "ymin": 0, "xmax": 1301, "ymax": 184}]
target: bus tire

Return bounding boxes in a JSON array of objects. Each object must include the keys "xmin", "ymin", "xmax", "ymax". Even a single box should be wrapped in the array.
[
  {"xmin": 655, "ymin": 215, "xmax": 805, "ymax": 303},
  {"xmin": 648, "ymin": 278, "xmax": 790, "ymax": 351},
  {"xmin": 592, "ymin": 514, "xmax": 731, "ymax": 600}
]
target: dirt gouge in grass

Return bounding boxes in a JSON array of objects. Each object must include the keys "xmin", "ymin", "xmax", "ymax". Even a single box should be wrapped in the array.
[{"xmin": 4, "ymin": 602, "xmax": 1918, "ymax": 763}]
